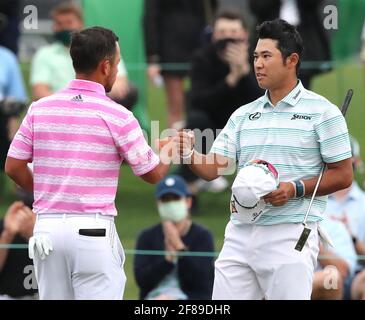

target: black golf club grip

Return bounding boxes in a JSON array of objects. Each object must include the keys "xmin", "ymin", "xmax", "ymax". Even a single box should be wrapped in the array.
[{"xmin": 340, "ymin": 89, "xmax": 353, "ymax": 116}]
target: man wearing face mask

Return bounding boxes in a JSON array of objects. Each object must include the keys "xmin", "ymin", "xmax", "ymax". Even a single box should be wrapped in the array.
[
  {"xmin": 176, "ymin": 9, "xmax": 262, "ymax": 201},
  {"xmin": 134, "ymin": 175, "xmax": 215, "ymax": 300},
  {"xmin": 30, "ymin": 2, "xmax": 138, "ymax": 109},
  {"xmin": 187, "ymin": 9, "xmax": 263, "ymax": 136}
]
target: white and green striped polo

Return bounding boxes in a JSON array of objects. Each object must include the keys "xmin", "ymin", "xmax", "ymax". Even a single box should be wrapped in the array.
[{"xmin": 211, "ymin": 81, "xmax": 351, "ymax": 225}]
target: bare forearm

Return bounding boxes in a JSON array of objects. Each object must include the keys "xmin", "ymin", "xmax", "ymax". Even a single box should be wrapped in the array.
[
  {"xmin": 188, "ymin": 152, "xmax": 219, "ymax": 181},
  {"xmin": 188, "ymin": 152, "xmax": 233, "ymax": 181},
  {"xmin": 140, "ymin": 161, "xmax": 170, "ymax": 184},
  {"xmin": 0, "ymin": 230, "xmax": 15, "ymax": 272},
  {"xmin": 5, "ymin": 161, "xmax": 33, "ymax": 192},
  {"xmin": 319, "ymin": 250, "xmax": 349, "ymax": 278},
  {"xmin": 302, "ymin": 160, "xmax": 353, "ymax": 197},
  {"xmin": 154, "ymin": 161, "xmax": 170, "ymax": 182},
  {"xmin": 174, "ymin": 131, "xmax": 234, "ymax": 181},
  {"xmin": 354, "ymin": 240, "xmax": 365, "ymax": 258}
]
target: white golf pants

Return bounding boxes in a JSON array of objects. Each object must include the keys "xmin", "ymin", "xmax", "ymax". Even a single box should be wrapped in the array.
[
  {"xmin": 32, "ymin": 213, "xmax": 126, "ymax": 300},
  {"xmin": 212, "ymin": 221, "xmax": 319, "ymax": 300}
]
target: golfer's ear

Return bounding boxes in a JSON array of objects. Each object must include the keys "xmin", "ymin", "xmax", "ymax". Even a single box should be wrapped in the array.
[
  {"xmin": 100, "ymin": 59, "xmax": 111, "ymax": 75},
  {"xmin": 287, "ymin": 53, "xmax": 299, "ymax": 69}
]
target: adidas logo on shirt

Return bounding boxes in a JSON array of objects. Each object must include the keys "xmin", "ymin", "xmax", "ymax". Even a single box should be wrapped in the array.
[{"xmin": 71, "ymin": 95, "xmax": 83, "ymax": 102}]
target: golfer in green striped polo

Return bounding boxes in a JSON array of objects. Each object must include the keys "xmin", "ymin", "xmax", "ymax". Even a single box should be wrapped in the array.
[{"xmin": 174, "ymin": 19, "xmax": 353, "ymax": 300}]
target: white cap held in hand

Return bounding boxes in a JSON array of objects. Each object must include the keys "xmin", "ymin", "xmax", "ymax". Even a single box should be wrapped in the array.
[{"xmin": 230, "ymin": 159, "xmax": 279, "ymax": 224}]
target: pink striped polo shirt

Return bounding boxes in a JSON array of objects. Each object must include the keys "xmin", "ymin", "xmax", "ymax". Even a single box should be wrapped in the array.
[{"xmin": 8, "ymin": 79, "xmax": 160, "ymax": 215}]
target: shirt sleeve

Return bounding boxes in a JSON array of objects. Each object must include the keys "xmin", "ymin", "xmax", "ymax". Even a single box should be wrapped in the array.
[
  {"xmin": 115, "ymin": 113, "xmax": 159, "ymax": 176},
  {"xmin": 6, "ymin": 51, "xmax": 27, "ymax": 101},
  {"xmin": 30, "ymin": 48, "xmax": 52, "ymax": 86},
  {"xmin": 210, "ymin": 115, "xmax": 237, "ymax": 161},
  {"xmin": 7, "ymin": 104, "xmax": 34, "ymax": 161},
  {"xmin": 315, "ymin": 104, "xmax": 351, "ymax": 163}
]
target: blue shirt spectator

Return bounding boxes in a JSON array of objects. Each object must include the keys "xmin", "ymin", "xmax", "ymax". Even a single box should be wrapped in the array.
[
  {"xmin": 319, "ymin": 217, "xmax": 357, "ymax": 276},
  {"xmin": 326, "ymin": 182, "xmax": 365, "ymax": 247},
  {"xmin": 321, "ymin": 136, "xmax": 365, "ymax": 300},
  {"xmin": 0, "ymin": 45, "xmax": 27, "ymax": 171},
  {"xmin": 0, "ymin": 46, "xmax": 26, "ymax": 101},
  {"xmin": 312, "ymin": 216, "xmax": 357, "ymax": 300}
]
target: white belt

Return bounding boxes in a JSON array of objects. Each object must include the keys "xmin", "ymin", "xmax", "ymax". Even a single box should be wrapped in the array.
[{"xmin": 36, "ymin": 213, "xmax": 114, "ymax": 221}]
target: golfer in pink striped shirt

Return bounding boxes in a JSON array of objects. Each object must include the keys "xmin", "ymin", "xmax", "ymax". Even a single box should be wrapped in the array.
[{"xmin": 5, "ymin": 26, "xmax": 170, "ymax": 300}]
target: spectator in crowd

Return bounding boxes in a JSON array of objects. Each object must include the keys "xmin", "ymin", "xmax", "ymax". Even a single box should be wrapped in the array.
[
  {"xmin": 143, "ymin": 0, "xmax": 217, "ymax": 129},
  {"xmin": 176, "ymin": 9, "xmax": 263, "ymax": 203},
  {"xmin": 30, "ymin": 1, "xmax": 138, "ymax": 109},
  {"xmin": 312, "ymin": 217, "xmax": 357, "ymax": 300},
  {"xmin": 0, "ymin": 0, "xmax": 21, "ymax": 55},
  {"xmin": 343, "ymin": 215, "xmax": 365, "ymax": 300},
  {"xmin": 0, "ymin": 13, "xmax": 27, "ymax": 171},
  {"xmin": 0, "ymin": 13, "xmax": 29, "ymax": 205},
  {"xmin": 325, "ymin": 136, "xmax": 365, "ymax": 299},
  {"xmin": 351, "ymin": 256, "xmax": 365, "ymax": 300},
  {"xmin": 0, "ymin": 201, "xmax": 37, "ymax": 299},
  {"xmin": 249, "ymin": 0, "xmax": 331, "ymax": 89},
  {"xmin": 134, "ymin": 175, "xmax": 215, "ymax": 300}
]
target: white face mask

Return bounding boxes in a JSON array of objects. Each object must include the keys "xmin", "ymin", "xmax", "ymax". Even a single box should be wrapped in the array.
[{"xmin": 158, "ymin": 199, "xmax": 188, "ymax": 222}]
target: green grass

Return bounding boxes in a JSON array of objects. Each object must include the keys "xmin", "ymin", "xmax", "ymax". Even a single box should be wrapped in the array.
[{"xmin": 1, "ymin": 61, "xmax": 365, "ymax": 299}]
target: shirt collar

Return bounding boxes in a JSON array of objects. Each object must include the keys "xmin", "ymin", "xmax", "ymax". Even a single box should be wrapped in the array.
[
  {"xmin": 67, "ymin": 79, "xmax": 106, "ymax": 95},
  {"xmin": 259, "ymin": 80, "xmax": 305, "ymax": 108}
]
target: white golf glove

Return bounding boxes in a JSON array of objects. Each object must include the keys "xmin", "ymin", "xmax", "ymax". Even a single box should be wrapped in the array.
[
  {"xmin": 318, "ymin": 224, "xmax": 334, "ymax": 248},
  {"xmin": 28, "ymin": 234, "xmax": 53, "ymax": 260}
]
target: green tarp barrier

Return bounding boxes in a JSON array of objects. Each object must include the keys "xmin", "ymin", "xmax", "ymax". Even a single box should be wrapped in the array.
[
  {"xmin": 83, "ymin": 0, "xmax": 150, "ymax": 133},
  {"xmin": 332, "ymin": 0, "xmax": 365, "ymax": 61}
]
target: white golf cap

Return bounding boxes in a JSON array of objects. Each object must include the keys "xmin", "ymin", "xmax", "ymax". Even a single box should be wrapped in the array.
[{"xmin": 230, "ymin": 159, "xmax": 279, "ymax": 224}]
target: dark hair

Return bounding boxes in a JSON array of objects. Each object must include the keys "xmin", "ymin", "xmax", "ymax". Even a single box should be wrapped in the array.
[
  {"xmin": 214, "ymin": 8, "xmax": 247, "ymax": 30},
  {"xmin": 70, "ymin": 26, "xmax": 119, "ymax": 74},
  {"xmin": 256, "ymin": 19, "xmax": 303, "ymax": 73},
  {"xmin": 51, "ymin": 1, "xmax": 83, "ymax": 22}
]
